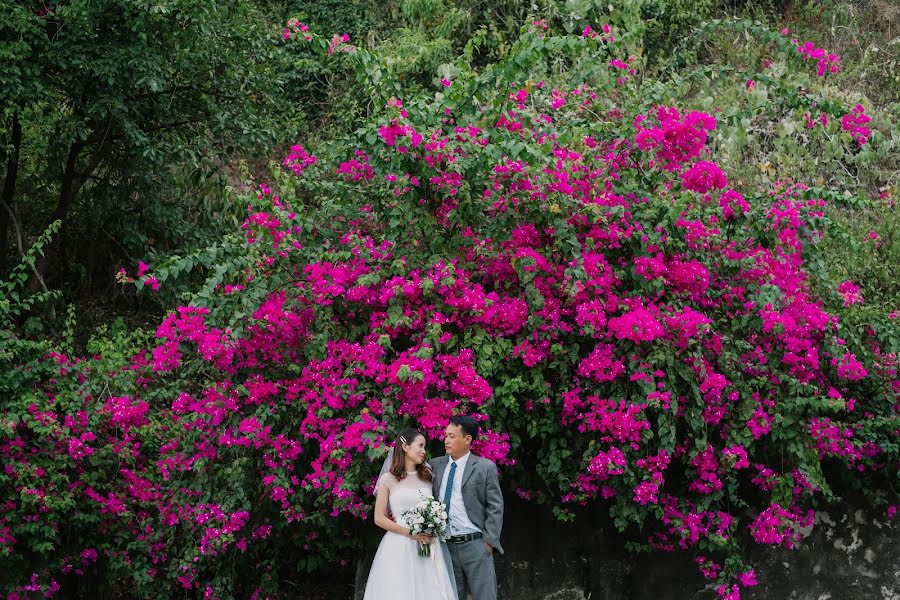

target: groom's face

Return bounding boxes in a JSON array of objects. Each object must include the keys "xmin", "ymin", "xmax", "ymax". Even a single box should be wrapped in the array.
[{"xmin": 444, "ymin": 423, "xmax": 471, "ymax": 459}]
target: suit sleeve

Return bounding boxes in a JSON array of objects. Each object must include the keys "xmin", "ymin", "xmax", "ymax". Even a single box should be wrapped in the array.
[
  {"xmin": 428, "ymin": 458, "xmax": 441, "ymax": 496},
  {"xmin": 483, "ymin": 460, "xmax": 504, "ymax": 554}
]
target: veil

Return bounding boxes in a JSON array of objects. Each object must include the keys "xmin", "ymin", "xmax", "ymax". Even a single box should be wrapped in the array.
[{"xmin": 374, "ymin": 453, "xmax": 392, "ymax": 495}]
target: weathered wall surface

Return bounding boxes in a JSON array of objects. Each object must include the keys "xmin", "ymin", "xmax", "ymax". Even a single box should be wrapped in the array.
[
  {"xmin": 493, "ymin": 496, "xmax": 900, "ymax": 600},
  {"xmin": 352, "ymin": 495, "xmax": 899, "ymax": 599}
]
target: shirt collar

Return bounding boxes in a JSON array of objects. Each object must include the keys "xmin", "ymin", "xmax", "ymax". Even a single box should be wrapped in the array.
[{"xmin": 450, "ymin": 452, "xmax": 471, "ymax": 469}]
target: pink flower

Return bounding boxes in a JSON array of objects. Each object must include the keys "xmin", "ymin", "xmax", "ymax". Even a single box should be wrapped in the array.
[
  {"xmin": 337, "ymin": 151, "xmax": 375, "ymax": 181},
  {"xmin": 635, "ymin": 107, "xmax": 716, "ymax": 170},
  {"xmin": 747, "ymin": 406, "xmax": 773, "ymax": 439},
  {"xmin": 837, "ymin": 280, "xmax": 862, "ymax": 307},
  {"xmin": 688, "ymin": 446, "xmax": 722, "ymax": 495},
  {"xmin": 68, "ymin": 438, "xmax": 94, "ymax": 460},
  {"xmin": 737, "ymin": 569, "xmax": 758, "ymax": 587},
  {"xmin": 587, "ymin": 446, "xmax": 627, "ymax": 479},
  {"xmin": 719, "ymin": 189, "xmax": 749, "ymax": 220},
  {"xmin": 575, "ymin": 300, "xmax": 607, "ymax": 332},
  {"xmin": 282, "ymin": 144, "xmax": 317, "ymax": 177},
  {"xmin": 238, "ymin": 416, "xmax": 261, "ymax": 434},
  {"xmin": 608, "ymin": 307, "xmax": 665, "ymax": 343},
  {"xmin": 142, "ymin": 275, "xmax": 160, "ymax": 291},
  {"xmin": 833, "ymin": 351, "xmax": 867, "ymax": 380},
  {"xmin": 748, "ymin": 503, "xmax": 812, "ymax": 548},
  {"xmin": 716, "ymin": 584, "xmax": 741, "ymax": 600},
  {"xmin": 681, "ymin": 161, "xmax": 728, "ymax": 194},
  {"xmin": 327, "ymin": 33, "xmax": 351, "ymax": 55},
  {"xmin": 578, "ymin": 343, "xmax": 624, "ymax": 382},
  {"xmin": 104, "ymin": 396, "xmax": 150, "ymax": 430},
  {"xmin": 723, "ymin": 445, "xmax": 750, "ymax": 469},
  {"xmin": 633, "ymin": 481, "xmax": 659, "ymax": 505},
  {"xmin": 840, "ymin": 104, "xmax": 871, "ymax": 145},
  {"xmin": 795, "ymin": 40, "xmax": 840, "ymax": 76}
]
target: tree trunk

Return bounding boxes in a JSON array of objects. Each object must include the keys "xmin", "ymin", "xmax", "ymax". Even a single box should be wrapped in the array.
[
  {"xmin": 0, "ymin": 114, "xmax": 23, "ymax": 274},
  {"xmin": 28, "ymin": 141, "xmax": 83, "ymax": 292},
  {"xmin": 31, "ymin": 137, "xmax": 109, "ymax": 291},
  {"xmin": 52, "ymin": 141, "xmax": 82, "ymax": 225}
]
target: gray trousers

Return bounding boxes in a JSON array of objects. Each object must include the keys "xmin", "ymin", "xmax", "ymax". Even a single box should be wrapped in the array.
[{"xmin": 446, "ymin": 539, "xmax": 497, "ymax": 600}]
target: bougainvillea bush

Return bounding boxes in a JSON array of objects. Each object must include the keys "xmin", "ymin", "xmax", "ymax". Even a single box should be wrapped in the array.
[{"xmin": 2, "ymin": 18, "xmax": 898, "ymax": 600}]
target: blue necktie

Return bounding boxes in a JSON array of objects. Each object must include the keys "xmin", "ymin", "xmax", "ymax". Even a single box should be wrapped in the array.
[{"xmin": 443, "ymin": 461, "xmax": 457, "ymax": 510}]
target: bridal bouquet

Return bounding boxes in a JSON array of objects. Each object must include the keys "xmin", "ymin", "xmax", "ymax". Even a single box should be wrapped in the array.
[{"xmin": 401, "ymin": 497, "xmax": 448, "ymax": 557}]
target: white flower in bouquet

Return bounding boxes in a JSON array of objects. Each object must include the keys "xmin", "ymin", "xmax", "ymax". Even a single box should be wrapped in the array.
[{"xmin": 401, "ymin": 495, "xmax": 449, "ymax": 557}]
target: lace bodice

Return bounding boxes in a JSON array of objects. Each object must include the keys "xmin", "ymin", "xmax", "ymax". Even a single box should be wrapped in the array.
[{"xmin": 378, "ymin": 471, "xmax": 434, "ymax": 528}]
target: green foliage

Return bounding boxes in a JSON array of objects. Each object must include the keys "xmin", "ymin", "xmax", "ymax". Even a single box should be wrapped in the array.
[
  {"xmin": 0, "ymin": 221, "xmax": 60, "ymax": 320},
  {"xmin": 640, "ymin": 0, "xmax": 718, "ymax": 62},
  {"xmin": 0, "ymin": 221, "xmax": 62, "ymax": 396},
  {"xmin": 0, "ymin": 234, "xmax": 61, "ymax": 418},
  {"xmin": 819, "ymin": 199, "xmax": 899, "ymax": 347},
  {"xmin": 789, "ymin": 0, "xmax": 900, "ymax": 106},
  {"xmin": 0, "ymin": 1, "xmax": 897, "ymax": 598},
  {"xmin": 0, "ymin": 0, "xmax": 299, "ymax": 293},
  {"xmin": 0, "ymin": 321, "xmax": 153, "ymax": 596}
]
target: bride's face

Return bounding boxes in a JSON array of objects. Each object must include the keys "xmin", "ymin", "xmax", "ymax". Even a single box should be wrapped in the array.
[{"xmin": 404, "ymin": 435, "xmax": 427, "ymax": 465}]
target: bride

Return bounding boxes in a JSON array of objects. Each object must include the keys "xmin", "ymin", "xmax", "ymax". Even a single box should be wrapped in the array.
[{"xmin": 363, "ymin": 428, "xmax": 458, "ymax": 600}]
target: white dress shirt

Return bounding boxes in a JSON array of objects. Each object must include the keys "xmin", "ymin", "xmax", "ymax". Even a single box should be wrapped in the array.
[{"xmin": 439, "ymin": 452, "xmax": 481, "ymax": 536}]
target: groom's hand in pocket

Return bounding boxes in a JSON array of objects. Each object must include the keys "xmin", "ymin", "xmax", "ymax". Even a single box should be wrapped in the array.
[{"xmin": 485, "ymin": 543, "xmax": 494, "ymax": 554}]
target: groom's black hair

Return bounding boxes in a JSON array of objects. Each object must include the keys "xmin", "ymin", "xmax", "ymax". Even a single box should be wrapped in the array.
[{"xmin": 449, "ymin": 415, "xmax": 479, "ymax": 440}]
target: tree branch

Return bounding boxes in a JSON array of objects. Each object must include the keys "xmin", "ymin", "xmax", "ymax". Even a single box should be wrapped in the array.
[
  {"xmin": 0, "ymin": 114, "xmax": 23, "ymax": 273},
  {"xmin": 1, "ymin": 197, "xmax": 53, "ymax": 304}
]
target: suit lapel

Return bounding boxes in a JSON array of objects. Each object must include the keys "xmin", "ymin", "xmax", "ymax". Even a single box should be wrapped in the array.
[
  {"xmin": 432, "ymin": 455, "xmax": 448, "ymax": 495},
  {"xmin": 461, "ymin": 453, "xmax": 478, "ymax": 489}
]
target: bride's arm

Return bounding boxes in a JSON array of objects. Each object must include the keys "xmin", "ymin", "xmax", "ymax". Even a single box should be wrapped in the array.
[{"xmin": 373, "ymin": 479, "xmax": 412, "ymax": 536}]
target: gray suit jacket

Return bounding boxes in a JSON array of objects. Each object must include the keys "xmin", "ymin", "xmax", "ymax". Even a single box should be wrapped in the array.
[{"xmin": 429, "ymin": 453, "xmax": 504, "ymax": 554}]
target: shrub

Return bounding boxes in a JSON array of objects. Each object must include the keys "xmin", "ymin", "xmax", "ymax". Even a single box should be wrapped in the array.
[{"xmin": 1, "ymin": 17, "xmax": 897, "ymax": 600}]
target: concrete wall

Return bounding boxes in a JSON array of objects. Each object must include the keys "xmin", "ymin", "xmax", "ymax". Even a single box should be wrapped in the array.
[
  {"xmin": 353, "ymin": 495, "xmax": 899, "ymax": 599},
  {"xmin": 493, "ymin": 496, "xmax": 900, "ymax": 600}
]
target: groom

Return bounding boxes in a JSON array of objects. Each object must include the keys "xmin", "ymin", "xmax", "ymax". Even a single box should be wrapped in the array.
[{"xmin": 430, "ymin": 415, "xmax": 504, "ymax": 600}]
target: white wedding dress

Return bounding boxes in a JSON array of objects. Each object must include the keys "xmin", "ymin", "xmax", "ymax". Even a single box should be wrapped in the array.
[{"xmin": 363, "ymin": 472, "xmax": 458, "ymax": 600}]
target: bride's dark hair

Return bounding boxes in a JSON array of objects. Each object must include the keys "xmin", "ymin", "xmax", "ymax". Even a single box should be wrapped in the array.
[{"xmin": 389, "ymin": 428, "xmax": 433, "ymax": 482}]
